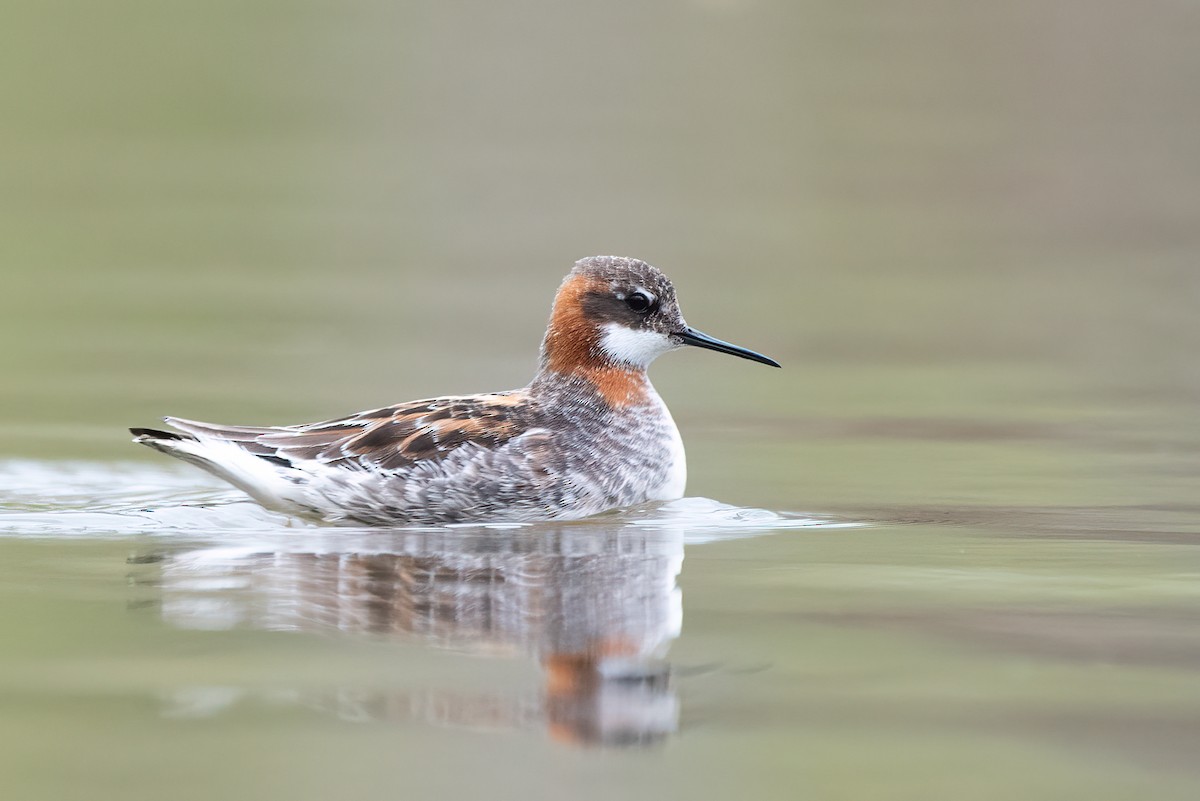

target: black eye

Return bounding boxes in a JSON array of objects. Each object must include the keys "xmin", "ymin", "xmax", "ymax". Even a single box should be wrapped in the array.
[{"xmin": 625, "ymin": 292, "xmax": 653, "ymax": 313}]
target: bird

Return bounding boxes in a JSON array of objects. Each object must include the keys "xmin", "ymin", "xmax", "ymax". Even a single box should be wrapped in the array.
[{"xmin": 131, "ymin": 256, "xmax": 780, "ymax": 525}]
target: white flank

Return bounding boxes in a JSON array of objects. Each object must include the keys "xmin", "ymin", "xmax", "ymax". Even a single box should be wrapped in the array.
[{"xmin": 599, "ymin": 323, "xmax": 680, "ymax": 368}]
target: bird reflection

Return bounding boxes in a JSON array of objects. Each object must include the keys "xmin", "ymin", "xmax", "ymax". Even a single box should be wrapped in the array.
[{"xmin": 143, "ymin": 524, "xmax": 683, "ymax": 747}]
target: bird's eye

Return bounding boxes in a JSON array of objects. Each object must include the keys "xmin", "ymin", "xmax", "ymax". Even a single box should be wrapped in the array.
[{"xmin": 625, "ymin": 292, "xmax": 654, "ymax": 313}]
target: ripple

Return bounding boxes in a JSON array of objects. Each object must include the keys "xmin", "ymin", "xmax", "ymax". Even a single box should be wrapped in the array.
[{"xmin": 0, "ymin": 459, "xmax": 858, "ymax": 544}]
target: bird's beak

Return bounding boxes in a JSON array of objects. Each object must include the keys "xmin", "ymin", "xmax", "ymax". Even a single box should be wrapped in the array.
[{"xmin": 674, "ymin": 327, "xmax": 781, "ymax": 368}]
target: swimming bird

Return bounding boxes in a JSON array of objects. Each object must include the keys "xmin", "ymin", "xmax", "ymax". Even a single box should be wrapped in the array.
[{"xmin": 131, "ymin": 256, "xmax": 779, "ymax": 525}]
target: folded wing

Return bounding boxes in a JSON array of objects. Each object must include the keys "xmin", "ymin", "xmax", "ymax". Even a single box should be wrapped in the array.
[{"xmin": 165, "ymin": 390, "xmax": 534, "ymax": 473}]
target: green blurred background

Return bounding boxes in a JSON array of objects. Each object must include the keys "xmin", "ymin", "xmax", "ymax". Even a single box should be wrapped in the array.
[
  {"xmin": 2, "ymin": 1, "xmax": 1199, "ymax": 799},
  {"xmin": 4, "ymin": 0, "xmax": 1197, "ymax": 493}
]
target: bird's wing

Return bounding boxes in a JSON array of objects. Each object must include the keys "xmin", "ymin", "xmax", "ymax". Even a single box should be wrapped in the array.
[{"xmin": 165, "ymin": 390, "xmax": 535, "ymax": 472}]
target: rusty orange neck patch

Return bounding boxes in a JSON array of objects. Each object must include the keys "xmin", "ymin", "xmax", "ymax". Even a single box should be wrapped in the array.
[
  {"xmin": 541, "ymin": 273, "xmax": 601, "ymax": 373},
  {"xmin": 579, "ymin": 364, "xmax": 649, "ymax": 408},
  {"xmin": 539, "ymin": 274, "xmax": 649, "ymax": 408}
]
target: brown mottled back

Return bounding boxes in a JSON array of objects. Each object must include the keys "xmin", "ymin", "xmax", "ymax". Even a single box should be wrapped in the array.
[{"xmin": 168, "ymin": 391, "xmax": 536, "ymax": 473}]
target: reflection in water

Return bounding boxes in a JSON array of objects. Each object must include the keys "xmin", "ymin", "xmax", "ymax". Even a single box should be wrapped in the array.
[{"xmin": 147, "ymin": 526, "xmax": 684, "ymax": 747}]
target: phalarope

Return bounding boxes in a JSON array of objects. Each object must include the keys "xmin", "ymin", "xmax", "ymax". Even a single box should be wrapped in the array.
[{"xmin": 131, "ymin": 256, "xmax": 779, "ymax": 524}]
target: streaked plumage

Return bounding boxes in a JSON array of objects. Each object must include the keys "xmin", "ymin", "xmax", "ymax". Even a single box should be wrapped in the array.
[{"xmin": 132, "ymin": 256, "xmax": 779, "ymax": 525}]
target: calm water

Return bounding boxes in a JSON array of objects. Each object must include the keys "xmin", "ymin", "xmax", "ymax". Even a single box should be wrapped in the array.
[{"xmin": 3, "ymin": 1, "xmax": 1200, "ymax": 799}]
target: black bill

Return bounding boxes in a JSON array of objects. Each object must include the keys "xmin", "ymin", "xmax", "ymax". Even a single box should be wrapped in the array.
[{"xmin": 674, "ymin": 327, "xmax": 781, "ymax": 368}]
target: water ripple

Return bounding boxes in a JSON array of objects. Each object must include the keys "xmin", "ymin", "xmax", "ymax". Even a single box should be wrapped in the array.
[{"xmin": 0, "ymin": 459, "xmax": 857, "ymax": 544}]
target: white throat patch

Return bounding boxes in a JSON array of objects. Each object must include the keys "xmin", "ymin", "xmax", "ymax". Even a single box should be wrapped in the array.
[{"xmin": 599, "ymin": 323, "xmax": 679, "ymax": 368}]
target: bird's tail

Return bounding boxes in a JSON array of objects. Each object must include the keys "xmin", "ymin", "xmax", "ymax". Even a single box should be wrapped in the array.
[{"xmin": 131, "ymin": 424, "xmax": 308, "ymax": 513}]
